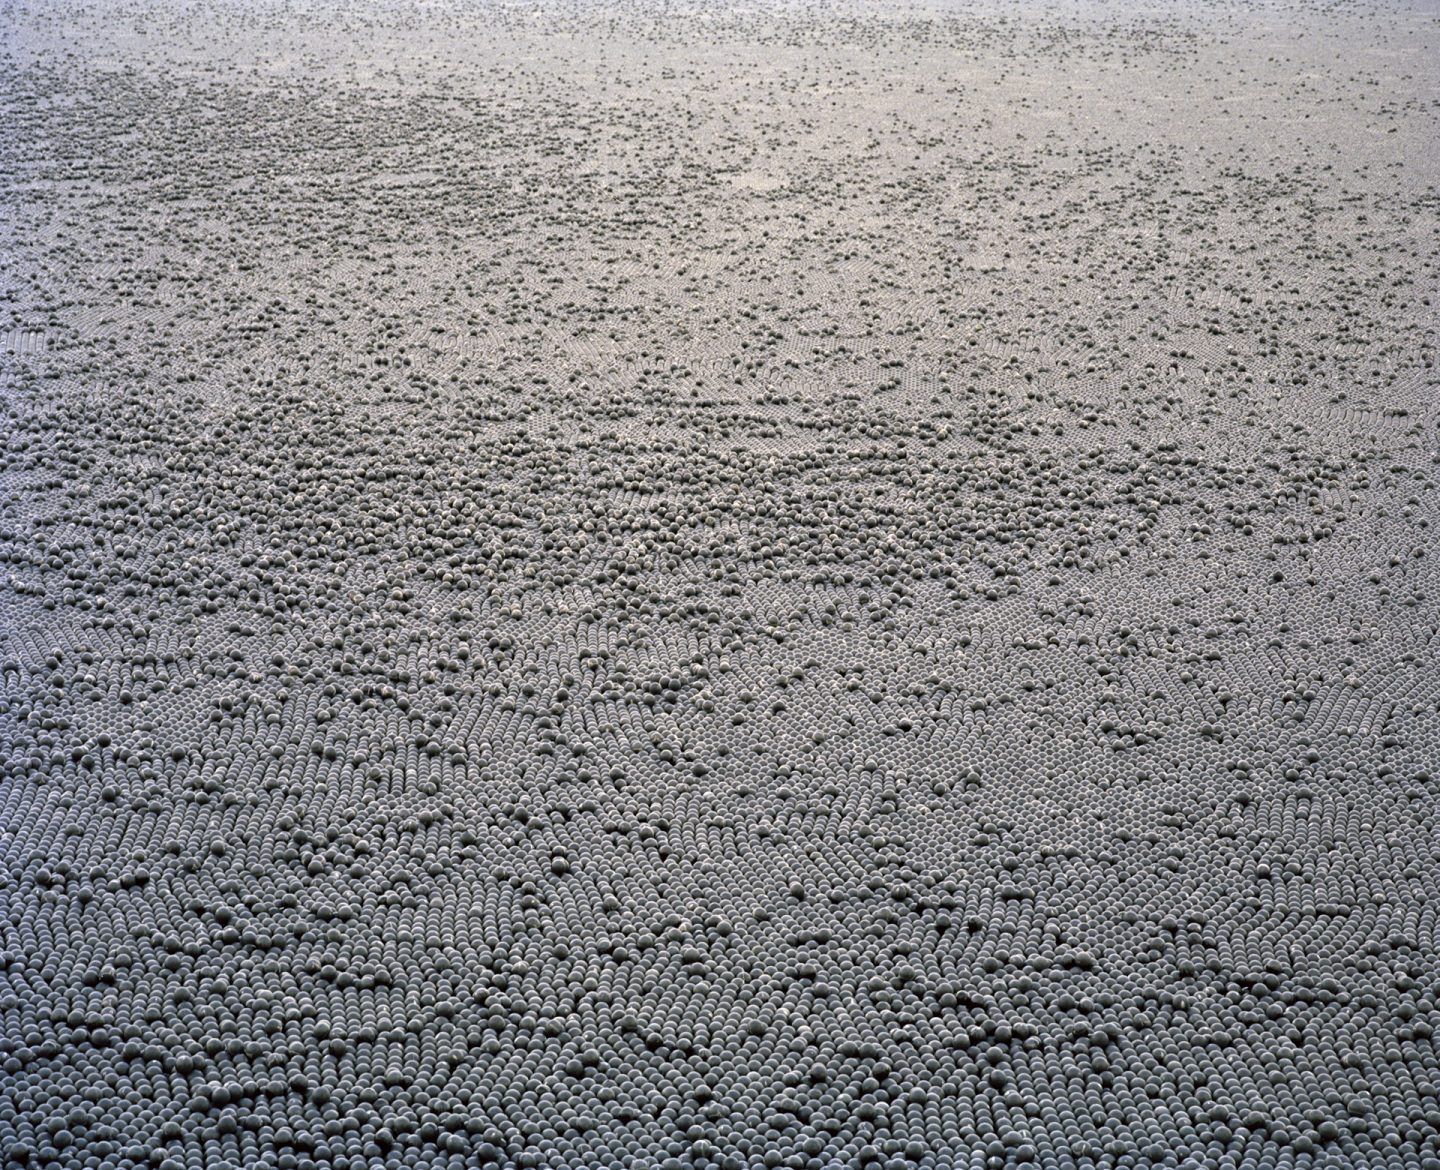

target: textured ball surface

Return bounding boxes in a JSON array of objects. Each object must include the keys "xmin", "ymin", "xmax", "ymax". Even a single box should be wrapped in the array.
[{"xmin": 1, "ymin": 1, "xmax": 1438, "ymax": 1168}]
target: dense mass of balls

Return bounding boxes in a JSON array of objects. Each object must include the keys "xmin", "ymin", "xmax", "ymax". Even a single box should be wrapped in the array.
[{"xmin": 2, "ymin": 0, "xmax": 1439, "ymax": 1167}]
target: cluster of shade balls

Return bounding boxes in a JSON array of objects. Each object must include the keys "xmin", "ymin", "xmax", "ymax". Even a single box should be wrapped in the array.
[{"xmin": 4, "ymin": 0, "xmax": 1440, "ymax": 1166}]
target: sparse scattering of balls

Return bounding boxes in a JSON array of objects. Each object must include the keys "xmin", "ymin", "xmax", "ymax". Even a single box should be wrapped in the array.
[{"xmin": 1, "ymin": 0, "xmax": 1439, "ymax": 1168}]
